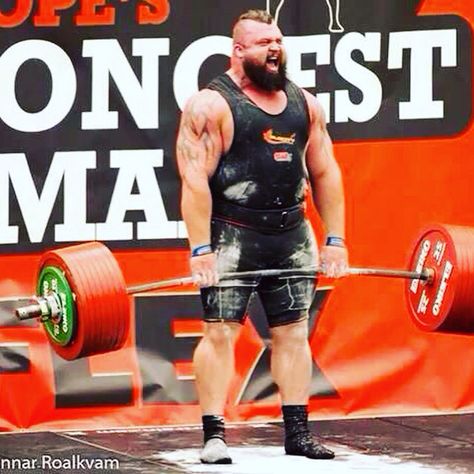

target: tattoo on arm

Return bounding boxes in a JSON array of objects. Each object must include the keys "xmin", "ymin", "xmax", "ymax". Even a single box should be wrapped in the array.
[{"xmin": 176, "ymin": 94, "xmax": 221, "ymax": 177}]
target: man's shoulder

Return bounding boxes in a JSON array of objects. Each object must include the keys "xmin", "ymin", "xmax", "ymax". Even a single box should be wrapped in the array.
[
  {"xmin": 299, "ymin": 88, "xmax": 325, "ymax": 124},
  {"xmin": 184, "ymin": 87, "xmax": 228, "ymax": 115},
  {"xmin": 287, "ymin": 80, "xmax": 315, "ymax": 108},
  {"xmin": 205, "ymin": 73, "xmax": 231, "ymax": 90}
]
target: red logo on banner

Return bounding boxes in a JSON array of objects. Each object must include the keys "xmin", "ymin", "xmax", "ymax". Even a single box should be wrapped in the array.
[
  {"xmin": 0, "ymin": 0, "xmax": 170, "ymax": 28},
  {"xmin": 137, "ymin": 0, "xmax": 170, "ymax": 25}
]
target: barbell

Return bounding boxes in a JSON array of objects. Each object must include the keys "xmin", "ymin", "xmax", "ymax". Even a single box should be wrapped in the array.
[{"xmin": 11, "ymin": 223, "xmax": 473, "ymax": 360}]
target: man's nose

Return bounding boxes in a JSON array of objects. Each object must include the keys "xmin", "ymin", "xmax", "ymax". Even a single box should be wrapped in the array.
[{"xmin": 269, "ymin": 41, "xmax": 281, "ymax": 52}]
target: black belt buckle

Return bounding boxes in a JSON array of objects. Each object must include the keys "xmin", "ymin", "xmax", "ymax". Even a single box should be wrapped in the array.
[{"xmin": 280, "ymin": 211, "xmax": 289, "ymax": 228}]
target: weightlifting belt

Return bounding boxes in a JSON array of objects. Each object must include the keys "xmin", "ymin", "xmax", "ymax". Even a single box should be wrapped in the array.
[{"xmin": 212, "ymin": 199, "xmax": 304, "ymax": 232}]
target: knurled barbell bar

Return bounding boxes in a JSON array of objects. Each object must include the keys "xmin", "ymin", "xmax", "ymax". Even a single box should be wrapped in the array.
[{"xmin": 11, "ymin": 223, "xmax": 473, "ymax": 360}]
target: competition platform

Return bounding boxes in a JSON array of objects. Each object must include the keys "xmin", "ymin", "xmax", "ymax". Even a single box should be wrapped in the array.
[{"xmin": 1, "ymin": 415, "xmax": 473, "ymax": 473}]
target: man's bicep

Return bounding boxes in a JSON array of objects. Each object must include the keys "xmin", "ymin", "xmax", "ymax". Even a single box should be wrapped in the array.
[
  {"xmin": 176, "ymin": 113, "xmax": 204, "ymax": 177},
  {"xmin": 303, "ymin": 92, "xmax": 325, "ymax": 177},
  {"xmin": 305, "ymin": 122, "xmax": 331, "ymax": 183},
  {"xmin": 176, "ymin": 92, "xmax": 223, "ymax": 180}
]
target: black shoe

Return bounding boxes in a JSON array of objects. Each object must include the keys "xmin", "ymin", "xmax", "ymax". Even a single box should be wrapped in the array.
[{"xmin": 285, "ymin": 432, "xmax": 335, "ymax": 459}]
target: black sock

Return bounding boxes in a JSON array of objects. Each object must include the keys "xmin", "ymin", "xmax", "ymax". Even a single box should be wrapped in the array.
[
  {"xmin": 282, "ymin": 404, "xmax": 310, "ymax": 439},
  {"xmin": 282, "ymin": 405, "xmax": 335, "ymax": 459},
  {"xmin": 202, "ymin": 415, "xmax": 226, "ymax": 443}
]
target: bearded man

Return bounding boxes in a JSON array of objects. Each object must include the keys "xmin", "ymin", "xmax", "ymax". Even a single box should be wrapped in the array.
[{"xmin": 176, "ymin": 9, "xmax": 348, "ymax": 464}]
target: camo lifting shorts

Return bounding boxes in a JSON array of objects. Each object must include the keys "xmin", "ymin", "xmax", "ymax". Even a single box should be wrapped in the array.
[{"xmin": 200, "ymin": 218, "xmax": 318, "ymax": 328}]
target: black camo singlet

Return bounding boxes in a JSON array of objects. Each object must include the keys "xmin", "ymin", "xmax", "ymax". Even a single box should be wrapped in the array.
[{"xmin": 207, "ymin": 74, "xmax": 310, "ymax": 210}]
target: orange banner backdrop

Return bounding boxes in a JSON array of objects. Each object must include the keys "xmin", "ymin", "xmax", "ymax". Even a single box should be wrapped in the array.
[{"xmin": 1, "ymin": 0, "xmax": 474, "ymax": 431}]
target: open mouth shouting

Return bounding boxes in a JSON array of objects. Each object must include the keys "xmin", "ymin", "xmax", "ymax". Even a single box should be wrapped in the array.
[{"xmin": 266, "ymin": 54, "xmax": 280, "ymax": 72}]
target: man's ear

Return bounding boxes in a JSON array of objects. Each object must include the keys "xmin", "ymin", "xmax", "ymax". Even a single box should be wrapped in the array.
[{"xmin": 234, "ymin": 43, "xmax": 245, "ymax": 59}]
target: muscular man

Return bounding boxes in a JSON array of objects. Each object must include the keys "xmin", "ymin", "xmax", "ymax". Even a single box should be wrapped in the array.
[{"xmin": 176, "ymin": 9, "xmax": 348, "ymax": 464}]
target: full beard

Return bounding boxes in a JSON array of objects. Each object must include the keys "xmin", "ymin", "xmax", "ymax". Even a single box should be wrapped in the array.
[{"xmin": 242, "ymin": 57, "xmax": 287, "ymax": 92}]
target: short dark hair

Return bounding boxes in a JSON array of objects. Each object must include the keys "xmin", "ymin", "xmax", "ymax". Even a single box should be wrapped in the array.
[{"xmin": 237, "ymin": 9, "xmax": 274, "ymax": 25}]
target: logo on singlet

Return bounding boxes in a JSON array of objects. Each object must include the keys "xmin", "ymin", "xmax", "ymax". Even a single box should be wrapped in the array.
[
  {"xmin": 263, "ymin": 129, "xmax": 296, "ymax": 145},
  {"xmin": 273, "ymin": 151, "xmax": 293, "ymax": 162}
]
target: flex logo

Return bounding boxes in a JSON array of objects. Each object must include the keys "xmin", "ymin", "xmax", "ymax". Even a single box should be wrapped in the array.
[
  {"xmin": 134, "ymin": 291, "xmax": 337, "ymax": 404},
  {"xmin": 0, "ymin": 289, "xmax": 336, "ymax": 409}
]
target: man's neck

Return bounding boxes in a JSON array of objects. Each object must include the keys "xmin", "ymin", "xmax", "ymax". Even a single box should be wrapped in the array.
[{"xmin": 226, "ymin": 68, "xmax": 281, "ymax": 98}]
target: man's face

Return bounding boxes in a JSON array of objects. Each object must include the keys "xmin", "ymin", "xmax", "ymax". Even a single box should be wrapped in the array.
[{"xmin": 237, "ymin": 21, "xmax": 287, "ymax": 91}]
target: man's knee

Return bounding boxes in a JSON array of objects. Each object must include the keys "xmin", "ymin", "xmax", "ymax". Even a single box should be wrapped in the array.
[
  {"xmin": 271, "ymin": 320, "xmax": 309, "ymax": 348},
  {"xmin": 202, "ymin": 322, "xmax": 240, "ymax": 349}
]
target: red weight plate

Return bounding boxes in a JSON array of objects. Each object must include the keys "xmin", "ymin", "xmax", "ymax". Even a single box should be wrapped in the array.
[
  {"xmin": 61, "ymin": 242, "xmax": 129, "ymax": 358},
  {"xmin": 82, "ymin": 243, "xmax": 129, "ymax": 354},
  {"xmin": 40, "ymin": 247, "xmax": 101, "ymax": 360},
  {"xmin": 447, "ymin": 226, "xmax": 474, "ymax": 332},
  {"xmin": 78, "ymin": 243, "xmax": 129, "ymax": 354},
  {"xmin": 406, "ymin": 225, "xmax": 458, "ymax": 332},
  {"xmin": 38, "ymin": 242, "xmax": 129, "ymax": 360},
  {"xmin": 67, "ymin": 247, "xmax": 106, "ymax": 358},
  {"xmin": 99, "ymin": 249, "xmax": 130, "ymax": 351},
  {"xmin": 73, "ymin": 244, "xmax": 116, "ymax": 356}
]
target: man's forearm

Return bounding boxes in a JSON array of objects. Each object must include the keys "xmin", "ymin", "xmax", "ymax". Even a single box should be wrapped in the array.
[
  {"xmin": 181, "ymin": 183, "xmax": 213, "ymax": 248},
  {"xmin": 313, "ymin": 169, "xmax": 345, "ymax": 238}
]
